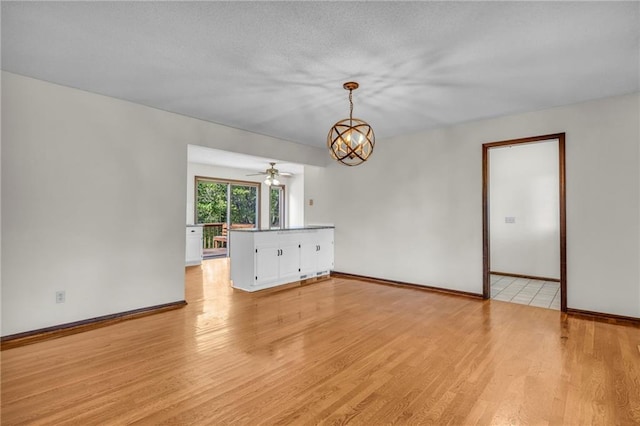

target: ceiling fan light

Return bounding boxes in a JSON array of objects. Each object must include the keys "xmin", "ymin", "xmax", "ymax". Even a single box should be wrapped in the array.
[
  {"xmin": 254, "ymin": 162, "xmax": 286, "ymax": 185},
  {"xmin": 264, "ymin": 174, "xmax": 280, "ymax": 186}
]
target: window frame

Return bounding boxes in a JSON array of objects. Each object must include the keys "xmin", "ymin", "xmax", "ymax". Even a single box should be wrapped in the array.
[
  {"xmin": 194, "ymin": 176, "xmax": 261, "ymax": 228},
  {"xmin": 269, "ymin": 184, "xmax": 285, "ymax": 229}
]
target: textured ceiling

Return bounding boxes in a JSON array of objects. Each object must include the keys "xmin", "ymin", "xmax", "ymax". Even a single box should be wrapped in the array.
[{"xmin": 2, "ymin": 2, "xmax": 639, "ymax": 149}]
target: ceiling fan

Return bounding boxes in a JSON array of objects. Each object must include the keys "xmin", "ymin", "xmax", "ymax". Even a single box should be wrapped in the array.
[{"xmin": 247, "ymin": 162, "xmax": 292, "ymax": 185}]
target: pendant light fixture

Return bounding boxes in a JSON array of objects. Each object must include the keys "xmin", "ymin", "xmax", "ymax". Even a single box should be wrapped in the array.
[{"xmin": 327, "ymin": 81, "xmax": 375, "ymax": 166}]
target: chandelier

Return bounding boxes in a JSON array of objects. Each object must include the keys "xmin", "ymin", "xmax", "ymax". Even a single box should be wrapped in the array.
[{"xmin": 327, "ymin": 81, "xmax": 375, "ymax": 166}]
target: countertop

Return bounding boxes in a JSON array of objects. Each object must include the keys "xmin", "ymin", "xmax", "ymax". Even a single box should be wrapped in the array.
[{"xmin": 229, "ymin": 226, "xmax": 334, "ymax": 233}]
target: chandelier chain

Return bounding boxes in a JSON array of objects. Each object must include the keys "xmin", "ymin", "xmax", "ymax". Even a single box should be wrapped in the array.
[{"xmin": 349, "ymin": 89, "xmax": 354, "ymax": 123}]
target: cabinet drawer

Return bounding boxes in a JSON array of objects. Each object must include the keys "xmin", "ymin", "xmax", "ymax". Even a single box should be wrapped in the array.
[{"xmin": 186, "ymin": 226, "xmax": 203, "ymax": 236}]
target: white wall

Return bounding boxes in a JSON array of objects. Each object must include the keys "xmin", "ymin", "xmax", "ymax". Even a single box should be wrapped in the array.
[
  {"xmin": 306, "ymin": 93, "xmax": 640, "ymax": 317},
  {"xmin": 489, "ymin": 140, "xmax": 560, "ymax": 279},
  {"xmin": 287, "ymin": 171, "xmax": 304, "ymax": 227},
  {"xmin": 303, "ymin": 165, "xmax": 334, "ymax": 227},
  {"xmin": 186, "ymin": 161, "xmax": 304, "ymax": 228},
  {"xmin": 0, "ymin": 74, "xmax": 3, "ymax": 328},
  {"xmin": 1, "ymin": 72, "xmax": 325, "ymax": 336}
]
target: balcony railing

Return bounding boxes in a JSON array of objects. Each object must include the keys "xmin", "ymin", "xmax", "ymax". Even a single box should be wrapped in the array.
[
  {"xmin": 201, "ymin": 223, "xmax": 256, "ymax": 249},
  {"xmin": 202, "ymin": 223, "xmax": 224, "ymax": 249}
]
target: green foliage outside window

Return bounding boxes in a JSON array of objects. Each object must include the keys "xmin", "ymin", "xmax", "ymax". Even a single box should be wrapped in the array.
[
  {"xmin": 196, "ymin": 181, "xmax": 228, "ymax": 224},
  {"xmin": 270, "ymin": 186, "xmax": 281, "ymax": 228},
  {"xmin": 229, "ymin": 185, "xmax": 257, "ymax": 225},
  {"xmin": 196, "ymin": 180, "xmax": 257, "ymax": 226}
]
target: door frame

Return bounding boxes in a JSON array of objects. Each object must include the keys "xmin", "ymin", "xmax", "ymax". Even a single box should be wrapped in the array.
[
  {"xmin": 194, "ymin": 176, "xmax": 262, "ymax": 258},
  {"xmin": 194, "ymin": 176, "xmax": 262, "ymax": 229},
  {"xmin": 482, "ymin": 133, "xmax": 567, "ymax": 312}
]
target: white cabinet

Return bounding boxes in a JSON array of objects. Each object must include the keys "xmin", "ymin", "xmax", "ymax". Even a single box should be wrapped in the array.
[
  {"xmin": 316, "ymin": 230, "xmax": 334, "ymax": 273},
  {"xmin": 185, "ymin": 226, "xmax": 203, "ymax": 266},
  {"xmin": 255, "ymin": 240, "xmax": 300, "ymax": 287},
  {"xmin": 299, "ymin": 229, "xmax": 334, "ymax": 278},
  {"xmin": 255, "ymin": 244, "xmax": 280, "ymax": 285},
  {"xmin": 230, "ymin": 228, "xmax": 334, "ymax": 292}
]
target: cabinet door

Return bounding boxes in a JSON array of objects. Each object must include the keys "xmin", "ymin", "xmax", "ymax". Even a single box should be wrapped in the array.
[
  {"xmin": 185, "ymin": 233, "xmax": 202, "ymax": 265},
  {"xmin": 279, "ymin": 242, "xmax": 301, "ymax": 279},
  {"xmin": 316, "ymin": 231, "xmax": 334, "ymax": 273},
  {"xmin": 255, "ymin": 244, "xmax": 279, "ymax": 286},
  {"xmin": 299, "ymin": 240, "xmax": 317, "ymax": 276}
]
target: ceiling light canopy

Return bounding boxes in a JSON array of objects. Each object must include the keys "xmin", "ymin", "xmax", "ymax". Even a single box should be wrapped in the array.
[{"xmin": 327, "ymin": 82, "xmax": 375, "ymax": 166}]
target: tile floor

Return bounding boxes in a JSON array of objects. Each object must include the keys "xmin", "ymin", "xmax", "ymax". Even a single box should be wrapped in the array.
[{"xmin": 490, "ymin": 274, "xmax": 561, "ymax": 310}]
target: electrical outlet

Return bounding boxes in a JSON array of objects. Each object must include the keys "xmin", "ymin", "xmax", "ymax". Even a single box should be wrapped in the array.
[{"xmin": 56, "ymin": 290, "xmax": 65, "ymax": 303}]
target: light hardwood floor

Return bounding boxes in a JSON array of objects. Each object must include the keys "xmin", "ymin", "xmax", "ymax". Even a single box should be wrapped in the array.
[{"xmin": 2, "ymin": 258, "xmax": 639, "ymax": 425}]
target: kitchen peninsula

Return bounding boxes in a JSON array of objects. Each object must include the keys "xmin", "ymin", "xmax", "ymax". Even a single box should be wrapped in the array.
[{"xmin": 229, "ymin": 226, "xmax": 334, "ymax": 292}]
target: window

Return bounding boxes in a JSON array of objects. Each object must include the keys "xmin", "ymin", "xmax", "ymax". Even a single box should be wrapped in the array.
[{"xmin": 269, "ymin": 185, "xmax": 285, "ymax": 229}]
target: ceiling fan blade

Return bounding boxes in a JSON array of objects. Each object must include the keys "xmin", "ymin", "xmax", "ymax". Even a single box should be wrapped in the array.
[{"xmin": 245, "ymin": 163, "xmax": 294, "ymax": 178}]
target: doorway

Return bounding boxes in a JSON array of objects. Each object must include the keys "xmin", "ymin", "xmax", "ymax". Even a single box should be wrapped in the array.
[
  {"xmin": 195, "ymin": 177, "xmax": 260, "ymax": 258},
  {"xmin": 482, "ymin": 133, "xmax": 567, "ymax": 312}
]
